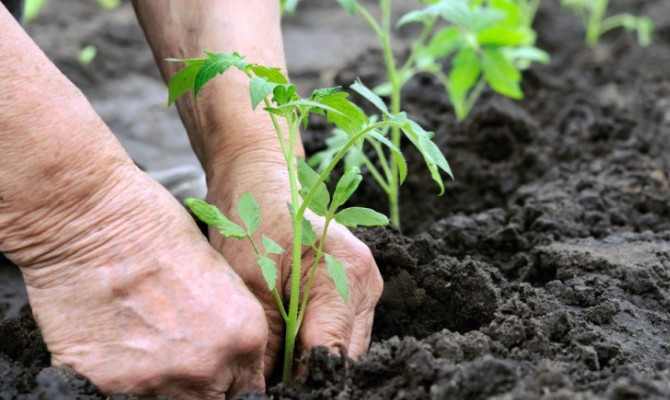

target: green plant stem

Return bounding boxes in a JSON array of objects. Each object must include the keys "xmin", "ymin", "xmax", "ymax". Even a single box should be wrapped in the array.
[
  {"xmin": 356, "ymin": 1, "xmax": 401, "ymax": 227},
  {"xmin": 245, "ymin": 67, "xmax": 302, "ymax": 384},
  {"xmin": 283, "ymin": 115, "xmax": 303, "ymax": 385},
  {"xmin": 295, "ymin": 216, "xmax": 332, "ymax": 330},
  {"xmin": 361, "ymin": 156, "xmax": 391, "ymax": 193},
  {"xmin": 586, "ymin": 0, "xmax": 608, "ymax": 46},
  {"xmin": 368, "ymin": 138, "xmax": 393, "ymax": 182},
  {"xmin": 382, "ymin": 0, "xmax": 401, "ymax": 228},
  {"xmin": 464, "ymin": 77, "xmax": 487, "ymax": 118},
  {"xmin": 399, "ymin": 16, "xmax": 437, "ymax": 75},
  {"xmin": 298, "ymin": 121, "xmax": 398, "ymax": 221},
  {"xmin": 245, "ymin": 235, "xmax": 288, "ymax": 321},
  {"xmin": 599, "ymin": 14, "xmax": 629, "ymax": 36}
]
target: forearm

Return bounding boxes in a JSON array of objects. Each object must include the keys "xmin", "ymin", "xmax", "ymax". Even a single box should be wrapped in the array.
[
  {"xmin": 132, "ymin": 0, "xmax": 301, "ymax": 183},
  {"xmin": 0, "ymin": 8, "xmax": 134, "ymax": 264}
]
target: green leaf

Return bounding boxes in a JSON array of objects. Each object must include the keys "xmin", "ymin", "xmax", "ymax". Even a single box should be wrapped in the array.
[
  {"xmin": 272, "ymin": 84, "xmax": 298, "ymax": 105},
  {"xmin": 318, "ymin": 92, "xmax": 369, "ymax": 135},
  {"xmin": 332, "ymin": 167, "xmax": 363, "ymax": 211},
  {"xmin": 248, "ymin": 65, "xmax": 289, "ymax": 84},
  {"xmin": 503, "ymin": 46, "xmax": 550, "ymax": 65},
  {"xmin": 325, "ymin": 254, "xmax": 349, "ymax": 303},
  {"xmin": 311, "ymin": 86, "xmax": 342, "ymax": 100},
  {"xmin": 395, "ymin": 117, "xmax": 449, "ymax": 194},
  {"xmin": 308, "ymin": 129, "xmax": 349, "ymax": 173},
  {"xmin": 478, "ymin": 26, "xmax": 531, "ymax": 46},
  {"xmin": 249, "ymin": 77, "xmax": 277, "ymax": 110},
  {"xmin": 237, "ymin": 192, "xmax": 260, "ymax": 235},
  {"xmin": 335, "ymin": 207, "xmax": 389, "ymax": 228},
  {"xmin": 448, "ymin": 47, "xmax": 482, "ymax": 118},
  {"xmin": 194, "ymin": 52, "xmax": 246, "ymax": 97},
  {"xmin": 297, "ymin": 158, "xmax": 330, "ymax": 216},
  {"xmin": 424, "ymin": 27, "xmax": 463, "ymax": 59},
  {"xmin": 184, "ymin": 198, "xmax": 247, "ymax": 238},
  {"xmin": 167, "ymin": 59, "xmax": 205, "ymax": 106},
  {"xmin": 481, "ymin": 48, "xmax": 523, "ymax": 99},
  {"xmin": 366, "ymin": 131, "xmax": 407, "ymax": 183},
  {"xmin": 351, "ymin": 79, "xmax": 389, "ymax": 115},
  {"xmin": 263, "ymin": 235, "xmax": 285, "ymax": 255},
  {"xmin": 97, "ymin": 0, "xmax": 121, "ymax": 10},
  {"xmin": 301, "ymin": 217, "xmax": 317, "ymax": 246},
  {"xmin": 373, "ymin": 82, "xmax": 393, "ymax": 97},
  {"xmin": 469, "ymin": 7, "xmax": 507, "ymax": 32},
  {"xmin": 77, "ymin": 45, "xmax": 97, "ymax": 67},
  {"xmin": 634, "ymin": 16, "xmax": 653, "ymax": 47},
  {"xmin": 439, "ymin": 1, "xmax": 473, "ymax": 29},
  {"xmin": 337, "ymin": 0, "xmax": 357, "ymax": 14},
  {"xmin": 24, "ymin": 0, "xmax": 47, "ymax": 22},
  {"xmin": 257, "ymin": 255, "xmax": 278, "ymax": 291},
  {"xmin": 419, "ymin": 135, "xmax": 453, "ymax": 178},
  {"xmin": 397, "ymin": 0, "xmax": 450, "ymax": 26}
]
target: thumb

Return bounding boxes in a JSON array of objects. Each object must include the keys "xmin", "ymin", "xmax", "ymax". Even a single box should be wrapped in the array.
[{"xmin": 297, "ymin": 265, "xmax": 355, "ymax": 360}]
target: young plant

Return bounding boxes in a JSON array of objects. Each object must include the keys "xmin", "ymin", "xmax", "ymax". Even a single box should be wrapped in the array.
[
  {"xmin": 167, "ymin": 51, "xmax": 450, "ymax": 384},
  {"xmin": 561, "ymin": 0, "xmax": 653, "ymax": 47},
  {"xmin": 310, "ymin": 0, "xmax": 545, "ymax": 227}
]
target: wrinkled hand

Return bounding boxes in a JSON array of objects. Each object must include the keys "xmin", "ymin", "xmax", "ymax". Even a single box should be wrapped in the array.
[
  {"xmin": 12, "ymin": 166, "xmax": 268, "ymax": 399},
  {"xmin": 207, "ymin": 159, "xmax": 384, "ymax": 377}
]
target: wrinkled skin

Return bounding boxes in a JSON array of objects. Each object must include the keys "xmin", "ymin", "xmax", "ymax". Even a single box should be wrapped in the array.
[
  {"xmin": 18, "ymin": 166, "xmax": 268, "ymax": 399},
  {"xmin": 208, "ymin": 158, "xmax": 384, "ymax": 377}
]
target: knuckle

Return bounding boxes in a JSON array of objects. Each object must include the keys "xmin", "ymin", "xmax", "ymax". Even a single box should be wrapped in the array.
[
  {"xmin": 228, "ymin": 298, "xmax": 268, "ymax": 357},
  {"xmin": 344, "ymin": 242, "xmax": 378, "ymax": 283}
]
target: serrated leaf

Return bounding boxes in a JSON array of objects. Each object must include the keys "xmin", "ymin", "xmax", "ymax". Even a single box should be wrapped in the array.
[
  {"xmin": 248, "ymin": 78, "xmax": 277, "ymax": 110},
  {"xmin": 184, "ymin": 198, "xmax": 247, "ymax": 238},
  {"xmin": 331, "ymin": 167, "xmax": 363, "ymax": 211},
  {"xmin": 257, "ymin": 255, "xmax": 277, "ymax": 291},
  {"xmin": 301, "ymin": 217, "xmax": 317, "ymax": 246},
  {"xmin": 311, "ymin": 86, "xmax": 342, "ymax": 101},
  {"xmin": 325, "ymin": 254, "xmax": 349, "ymax": 303},
  {"xmin": 397, "ymin": 119, "xmax": 448, "ymax": 194},
  {"xmin": 335, "ymin": 207, "xmax": 389, "ymax": 228},
  {"xmin": 272, "ymin": 83, "xmax": 298, "ymax": 105},
  {"xmin": 248, "ymin": 65, "xmax": 289, "ymax": 84},
  {"xmin": 481, "ymin": 48, "xmax": 523, "ymax": 99},
  {"xmin": 318, "ymin": 92, "xmax": 369, "ymax": 135},
  {"xmin": 297, "ymin": 158, "xmax": 330, "ymax": 216},
  {"xmin": 263, "ymin": 235, "xmax": 285, "ymax": 255},
  {"xmin": 167, "ymin": 59, "xmax": 204, "ymax": 106},
  {"xmin": 194, "ymin": 52, "xmax": 246, "ymax": 97},
  {"xmin": 419, "ymin": 135, "xmax": 453, "ymax": 178},
  {"xmin": 337, "ymin": 0, "xmax": 357, "ymax": 15},
  {"xmin": 351, "ymin": 79, "xmax": 389, "ymax": 115},
  {"xmin": 238, "ymin": 192, "xmax": 260, "ymax": 235}
]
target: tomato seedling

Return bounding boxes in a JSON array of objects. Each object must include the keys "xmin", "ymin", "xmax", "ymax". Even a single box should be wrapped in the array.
[
  {"xmin": 309, "ymin": 0, "xmax": 545, "ymax": 227},
  {"xmin": 167, "ymin": 51, "xmax": 450, "ymax": 384},
  {"xmin": 561, "ymin": 0, "xmax": 653, "ymax": 47}
]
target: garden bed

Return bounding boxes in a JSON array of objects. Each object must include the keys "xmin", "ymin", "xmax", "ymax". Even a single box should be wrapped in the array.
[{"xmin": 1, "ymin": 0, "xmax": 670, "ymax": 399}]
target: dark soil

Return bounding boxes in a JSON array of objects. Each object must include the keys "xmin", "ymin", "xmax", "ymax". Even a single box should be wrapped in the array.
[{"xmin": 2, "ymin": 0, "xmax": 670, "ymax": 399}]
